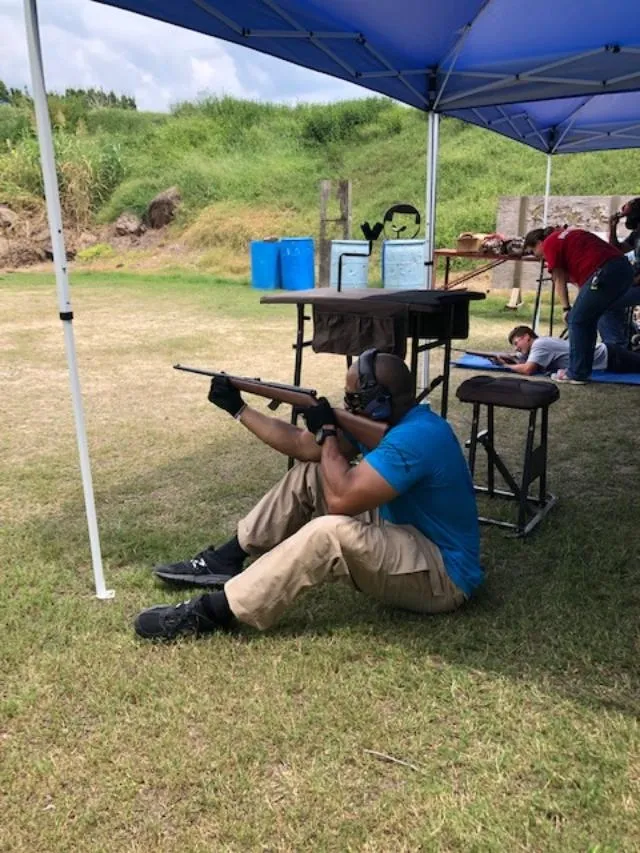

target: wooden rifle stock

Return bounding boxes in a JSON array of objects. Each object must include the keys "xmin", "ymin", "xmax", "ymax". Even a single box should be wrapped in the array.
[{"xmin": 173, "ymin": 364, "xmax": 388, "ymax": 449}]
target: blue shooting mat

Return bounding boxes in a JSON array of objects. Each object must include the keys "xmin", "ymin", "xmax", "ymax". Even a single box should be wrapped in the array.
[{"xmin": 453, "ymin": 354, "xmax": 640, "ymax": 386}]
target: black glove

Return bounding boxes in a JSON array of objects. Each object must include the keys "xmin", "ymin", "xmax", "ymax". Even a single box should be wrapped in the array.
[
  {"xmin": 208, "ymin": 376, "xmax": 245, "ymax": 417},
  {"xmin": 302, "ymin": 397, "xmax": 337, "ymax": 433}
]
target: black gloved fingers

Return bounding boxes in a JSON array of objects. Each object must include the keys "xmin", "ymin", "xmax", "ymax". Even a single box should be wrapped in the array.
[
  {"xmin": 301, "ymin": 397, "xmax": 337, "ymax": 433},
  {"xmin": 208, "ymin": 375, "xmax": 245, "ymax": 417}
]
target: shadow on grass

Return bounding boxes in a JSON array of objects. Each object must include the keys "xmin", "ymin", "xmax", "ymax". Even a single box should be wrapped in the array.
[
  {"xmin": 10, "ymin": 415, "xmax": 640, "ymax": 722},
  {"xmin": 260, "ymin": 532, "xmax": 640, "ymax": 719}
]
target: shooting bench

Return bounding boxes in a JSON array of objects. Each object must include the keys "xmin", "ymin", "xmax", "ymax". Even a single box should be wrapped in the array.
[
  {"xmin": 260, "ymin": 288, "xmax": 485, "ymax": 419},
  {"xmin": 435, "ymin": 248, "xmax": 542, "ymax": 291},
  {"xmin": 435, "ymin": 249, "xmax": 558, "ymax": 335},
  {"xmin": 456, "ymin": 375, "xmax": 560, "ymax": 537}
]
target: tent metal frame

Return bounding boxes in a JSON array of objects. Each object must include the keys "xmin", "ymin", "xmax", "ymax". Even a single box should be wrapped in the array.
[
  {"xmin": 438, "ymin": 47, "xmax": 640, "ymax": 108},
  {"xmin": 184, "ymin": 0, "xmax": 640, "ymax": 146}
]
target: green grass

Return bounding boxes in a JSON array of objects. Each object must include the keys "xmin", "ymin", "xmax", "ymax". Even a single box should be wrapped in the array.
[
  {"xmin": 3, "ymin": 96, "xmax": 640, "ymax": 250},
  {"xmin": 1, "ymin": 272, "xmax": 639, "ymax": 852}
]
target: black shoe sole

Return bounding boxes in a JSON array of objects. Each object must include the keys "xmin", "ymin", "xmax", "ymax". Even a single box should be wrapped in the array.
[
  {"xmin": 134, "ymin": 621, "xmax": 172, "ymax": 640},
  {"xmin": 153, "ymin": 569, "xmax": 235, "ymax": 587},
  {"xmin": 134, "ymin": 615, "xmax": 207, "ymax": 641}
]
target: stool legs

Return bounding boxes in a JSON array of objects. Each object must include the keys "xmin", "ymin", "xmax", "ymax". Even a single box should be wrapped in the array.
[
  {"xmin": 539, "ymin": 406, "xmax": 549, "ymax": 503},
  {"xmin": 518, "ymin": 409, "xmax": 538, "ymax": 532},
  {"xmin": 468, "ymin": 402, "xmax": 480, "ymax": 478},
  {"xmin": 487, "ymin": 404, "xmax": 495, "ymax": 497},
  {"xmin": 465, "ymin": 402, "xmax": 556, "ymax": 537}
]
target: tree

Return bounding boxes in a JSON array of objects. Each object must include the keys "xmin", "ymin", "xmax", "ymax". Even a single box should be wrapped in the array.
[{"xmin": 6, "ymin": 86, "xmax": 31, "ymax": 108}]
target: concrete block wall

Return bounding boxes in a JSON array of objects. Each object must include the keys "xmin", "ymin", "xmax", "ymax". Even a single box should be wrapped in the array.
[{"xmin": 492, "ymin": 195, "xmax": 630, "ymax": 290}]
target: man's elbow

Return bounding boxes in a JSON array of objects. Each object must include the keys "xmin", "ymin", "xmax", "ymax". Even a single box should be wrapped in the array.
[
  {"xmin": 325, "ymin": 492, "xmax": 364, "ymax": 516},
  {"xmin": 325, "ymin": 493, "xmax": 348, "ymax": 515},
  {"xmin": 294, "ymin": 435, "xmax": 322, "ymax": 463}
]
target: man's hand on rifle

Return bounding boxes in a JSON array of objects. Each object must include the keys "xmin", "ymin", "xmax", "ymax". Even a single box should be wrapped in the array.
[
  {"xmin": 301, "ymin": 397, "xmax": 337, "ymax": 433},
  {"xmin": 208, "ymin": 376, "xmax": 245, "ymax": 418}
]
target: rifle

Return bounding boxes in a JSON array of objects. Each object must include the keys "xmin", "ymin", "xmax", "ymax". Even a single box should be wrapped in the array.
[
  {"xmin": 174, "ymin": 364, "xmax": 388, "ymax": 449},
  {"xmin": 453, "ymin": 348, "xmax": 519, "ymax": 365}
]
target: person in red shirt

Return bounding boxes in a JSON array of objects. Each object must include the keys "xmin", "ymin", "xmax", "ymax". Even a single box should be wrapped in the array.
[{"xmin": 523, "ymin": 226, "xmax": 635, "ymax": 383}]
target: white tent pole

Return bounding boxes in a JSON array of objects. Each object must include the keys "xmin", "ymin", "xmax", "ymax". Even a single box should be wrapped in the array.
[
  {"xmin": 533, "ymin": 154, "xmax": 553, "ymax": 333},
  {"xmin": 424, "ymin": 112, "xmax": 439, "ymax": 290},
  {"xmin": 24, "ymin": 0, "xmax": 113, "ymax": 600},
  {"xmin": 421, "ymin": 111, "xmax": 440, "ymax": 391},
  {"xmin": 542, "ymin": 153, "xmax": 552, "ymax": 226}
]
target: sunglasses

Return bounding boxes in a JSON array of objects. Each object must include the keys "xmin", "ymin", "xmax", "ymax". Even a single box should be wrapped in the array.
[{"xmin": 344, "ymin": 390, "xmax": 365, "ymax": 413}]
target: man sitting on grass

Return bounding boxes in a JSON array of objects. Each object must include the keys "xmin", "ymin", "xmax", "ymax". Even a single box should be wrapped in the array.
[
  {"xmin": 134, "ymin": 350, "xmax": 482, "ymax": 641},
  {"xmin": 499, "ymin": 325, "xmax": 640, "ymax": 380}
]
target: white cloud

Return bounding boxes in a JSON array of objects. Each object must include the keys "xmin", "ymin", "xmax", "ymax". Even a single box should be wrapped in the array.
[
  {"xmin": 0, "ymin": 0, "xmax": 371, "ymax": 111},
  {"xmin": 190, "ymin": 56, "xmax": 253, "ymax": 101}
]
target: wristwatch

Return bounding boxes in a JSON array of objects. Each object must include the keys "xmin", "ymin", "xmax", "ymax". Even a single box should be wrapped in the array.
[{"xmin": 315, "ymin": 426, "xmax": 338, "ymax": 446}]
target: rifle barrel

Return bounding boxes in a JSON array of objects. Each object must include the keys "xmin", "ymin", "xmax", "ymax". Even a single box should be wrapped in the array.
[
  {"xmin": 174, "ymin": 364, "xmax": 318, "ymax": 396},
  {"xmin": 173, "ymin": 363, "xmax": 388, "ymax": 449}
]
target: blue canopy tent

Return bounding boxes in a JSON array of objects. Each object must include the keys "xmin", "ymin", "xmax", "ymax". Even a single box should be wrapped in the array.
[
  {"xmin": 22, "ymin": 0, "xmax": 640, "ymax": 594},
  {"xmin": 449, "ymin": 90, "xmax": 640, "ymax": 256},
  {"xmin": 83, "ymin": 1, "xmax": 640, "ymax": 117},
  {"xmin": 448, "ymin": 93, "xmax": 640, "ymax": 155},
  {"xmin": 82, "ymin": 0, "xmax": 640, "ymax": 151}
]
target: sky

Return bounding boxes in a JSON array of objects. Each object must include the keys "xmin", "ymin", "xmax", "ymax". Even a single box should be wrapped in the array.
[{"xmin": 0, "ymin": 0, "xmax": 369, "ymax": 111}]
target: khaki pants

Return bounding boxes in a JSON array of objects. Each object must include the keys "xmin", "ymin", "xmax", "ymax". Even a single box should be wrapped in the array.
[{"xmin": 224, "ymin": 462, "xmax": 465, "ymax": 630}]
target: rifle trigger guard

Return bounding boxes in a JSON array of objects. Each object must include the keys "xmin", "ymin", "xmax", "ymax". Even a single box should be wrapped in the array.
[{"xmin": 268, "ymin": 399, "xmax": 281, "ymax": 411}]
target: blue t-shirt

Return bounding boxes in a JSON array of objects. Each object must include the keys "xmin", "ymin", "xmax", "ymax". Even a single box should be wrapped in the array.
[{"xmin": 362, "ymin": 405, "xmax": 482, "ymax": 597}]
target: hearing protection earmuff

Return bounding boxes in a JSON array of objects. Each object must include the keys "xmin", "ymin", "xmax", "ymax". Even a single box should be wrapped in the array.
[{"xmin": 355, "ymin": 348, "xmax": 393, "ymax": 421}]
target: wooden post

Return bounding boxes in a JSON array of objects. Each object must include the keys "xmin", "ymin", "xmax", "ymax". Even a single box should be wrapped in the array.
[
  {"xmin": 318, "ymin": 180, "xmax": 331, "ymax": 288},
  {"xmin": 318, "ymin": 179, "xmax": 352, "ymax": 287},
  {"xmin": 337, "ymin": 179, "xmax": 352, "ymax": 239}
]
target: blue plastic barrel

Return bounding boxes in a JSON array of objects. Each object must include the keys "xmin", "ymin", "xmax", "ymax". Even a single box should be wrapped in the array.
[
  {"xmin": 280, "ymin": 237, "xmax": 315, "ymax": 290},
  {"xmin": 250, "ymin": 240, "xmax": 281, "ymax": 289},
  {"xmin": 330, "ymin": 240, "xmax": 370, "ymax": 289},
  {"xmin": 382, "ymin": 239, "xmax": 426, "ymax": 290}
]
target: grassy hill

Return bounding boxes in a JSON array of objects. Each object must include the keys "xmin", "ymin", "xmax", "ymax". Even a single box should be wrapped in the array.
[{"xmin": 2, "ymin": 96, "xmax": 640, "ymax": 274}]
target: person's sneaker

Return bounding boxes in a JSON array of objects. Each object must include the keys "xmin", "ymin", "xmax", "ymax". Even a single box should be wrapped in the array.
[
  {"xmin": 153, "ymin": 546, "xmax": 241, "ymax": 587},
  {"xmin": 550, "ymin": 369, "xmax": 587, "ymax": 385},
  {"xmin": 134, "ymin": 596, "xmax": 219, "ymax": 641}
]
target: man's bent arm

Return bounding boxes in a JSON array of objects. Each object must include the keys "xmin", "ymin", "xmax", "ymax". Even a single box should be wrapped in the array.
[
  {"xmin": 238, "ymin": 406, "xmax": 321, "ymax": 461},
  {"xmin": 609, "ymin": 216, "xmax": 633, "ymax": 251},
  {"xmin": 237, "ymin": 407, "xmax": 357, "ymax": 462},
  {"xmin": 609, "ymin": 216, "xmax": 622, "ymax": 249},
  {"xmin": 320, "ymin": 437, "xmax": 398, "ymax": 516}
]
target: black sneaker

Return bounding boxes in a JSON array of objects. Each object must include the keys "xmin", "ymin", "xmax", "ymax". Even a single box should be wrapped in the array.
[
  {"xmin": 153, "ymin": 546, "xmax": 240, "ymax": 587},
  {"xmin": 134, "ymin": 596, "xmax": 219, "ymax": 641}
]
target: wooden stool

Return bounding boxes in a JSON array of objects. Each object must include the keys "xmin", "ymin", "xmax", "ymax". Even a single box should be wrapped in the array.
[{"xmin": 456, "ymin": 376, "xmax": 560, "ymax": 537}]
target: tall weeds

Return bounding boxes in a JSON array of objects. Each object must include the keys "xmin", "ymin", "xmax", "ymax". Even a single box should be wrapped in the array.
[
  {"xmin": 0, "ymin": 131, "xmax": 125, "ymax": 229},
  {"xmin": 1, "ymin": 95, "xmax": 639, "ymax": 245}
]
